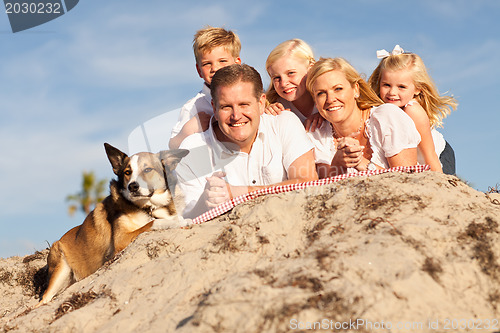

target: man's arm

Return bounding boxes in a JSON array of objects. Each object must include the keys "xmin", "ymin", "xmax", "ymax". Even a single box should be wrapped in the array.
[
  {"xmin": 175, "ymin": 140, "xmax": 217, "ymax": 219},
  {"xmin": 185, "ymin": 149, "xmax": 318, "ymax": 218},
  {"xmin": 206, "ymin": 149, "xmax": 318, "ymax": 202},
  {"xmin": 183, "ymin": 190, "xmax": 214, "ymax": 219},
  {"xmin": 229, "ymin": 149, "xmax": 317, "ymax": 196},
  {"xmin": 184, "ymin": 171, "xmax": 231, "ymax": 219},
  {"xmin": 226, "ymin": 113, "xmax": 319, "ymax": 196}
]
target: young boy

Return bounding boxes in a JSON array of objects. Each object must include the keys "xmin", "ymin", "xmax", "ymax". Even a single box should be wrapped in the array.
[{"xmin": 169, "ymin": 26, "xmax": 242, "ymax": 149}]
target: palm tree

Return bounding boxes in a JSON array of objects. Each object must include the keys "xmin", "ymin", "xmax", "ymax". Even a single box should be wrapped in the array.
[{"xmin": 66, "ymin": 171, "xmax": 107, "ymax": 216}]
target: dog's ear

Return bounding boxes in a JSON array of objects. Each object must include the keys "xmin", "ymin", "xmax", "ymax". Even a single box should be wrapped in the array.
[
  {"xmin": 159, "ymin": 149, "xmax": 189, "ymax": 171},
  {"xmin": 104, "ymin": 143, "xmax": 128, "ymax": 175}
]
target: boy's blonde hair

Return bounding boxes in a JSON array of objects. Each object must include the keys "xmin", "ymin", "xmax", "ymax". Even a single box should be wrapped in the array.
[
  {"xmin": 193, "ymin": 26, "xmax": 241, "ymax": 64},
  {"xmin": 306, "ymin": 57, "xmax": 383, "ymax": 111},
  {"xmin": 368, "ymin": 52, "xmax": 457, "ymax": 128},
  {"xmin": 265, "ymin": 39, "xmax": 316, "ymax": 103}
]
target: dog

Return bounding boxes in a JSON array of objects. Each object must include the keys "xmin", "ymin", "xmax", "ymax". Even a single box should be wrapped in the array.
[{"xmin": 36, "ymin": 143, "xmax": 189, "ymax": 307}]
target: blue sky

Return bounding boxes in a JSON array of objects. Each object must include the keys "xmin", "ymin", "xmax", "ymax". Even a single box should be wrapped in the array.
[{"xmin": 1, "ymin": 0, "xmax": 499, "ymax": 258}]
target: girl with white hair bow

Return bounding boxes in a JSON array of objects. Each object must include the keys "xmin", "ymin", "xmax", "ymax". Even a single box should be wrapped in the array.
[{"xmin": 369, "ymin": 45, "xmax": 458, "ymax": 174}]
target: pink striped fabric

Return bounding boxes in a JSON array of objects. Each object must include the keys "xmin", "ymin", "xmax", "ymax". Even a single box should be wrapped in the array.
[{"xmin": 192, "ymin": 165, "xmax": 430, "ymax": 224}]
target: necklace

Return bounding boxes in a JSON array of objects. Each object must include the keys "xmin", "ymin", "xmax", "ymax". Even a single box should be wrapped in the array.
[{"xmin": 331, "ymin": 116, "xmax": 365, "ymax": 139}]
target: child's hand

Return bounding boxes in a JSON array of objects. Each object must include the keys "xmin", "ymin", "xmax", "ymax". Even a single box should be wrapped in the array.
[
  {"xmin": 305, "ymin": 113, "xmax": 324, "ymax": 132},
  {"xmin": 265, "ymin": 102, "xmax": 286, "ymax": 116}
]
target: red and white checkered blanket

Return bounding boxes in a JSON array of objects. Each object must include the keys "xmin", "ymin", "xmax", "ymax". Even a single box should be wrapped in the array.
[{"xmin": 192, "ymin": 165, "xmax": 430, "ymax": 224}]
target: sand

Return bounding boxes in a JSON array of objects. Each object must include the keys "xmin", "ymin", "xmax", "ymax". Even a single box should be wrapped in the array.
[{"xmin": 1, "ymin": 171, "xmax": 500, "ymax": 332}]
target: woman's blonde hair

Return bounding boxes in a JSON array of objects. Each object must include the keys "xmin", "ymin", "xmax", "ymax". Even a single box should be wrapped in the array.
[
  {"xmin": 368, "ymin": 52, "xmax": 457, "ymax": 128},
  {"xmin": 265, "ymin": 39, "xmax": 316, "ymax": 103},
  {"xmin": 193, "ymin": 26, "xmax": 241, "ymax": 64},
  {"xmin": 306, "ymin": 57, "xmax": 383, "ymax": 110}
]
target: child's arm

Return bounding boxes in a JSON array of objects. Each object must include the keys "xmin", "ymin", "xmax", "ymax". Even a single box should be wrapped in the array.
[
  {"xmin": 404, "ymin": 102, "xmax": 443, "ymax": 172},
  {"xmin": 304, "ymin": 113, "xmax": 324, "ymax": 132},
  {"xmin": 169, "ymin": 112, "xmax": 211, "ymax": 149}
]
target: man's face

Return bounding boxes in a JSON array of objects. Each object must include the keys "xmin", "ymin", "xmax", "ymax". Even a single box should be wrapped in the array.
[{"xmin": 213, "ymin": 81, "xmax": 265, "ymax": 153}]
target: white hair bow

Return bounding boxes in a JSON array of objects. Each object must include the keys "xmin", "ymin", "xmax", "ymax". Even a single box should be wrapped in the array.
[{"xmin": 376, "ymin": 45, "xmax": 404, "ymax": 59}]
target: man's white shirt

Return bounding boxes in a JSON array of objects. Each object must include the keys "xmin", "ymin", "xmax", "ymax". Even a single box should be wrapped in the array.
[{"xmin": 176, "ymin": 111, "xmax": 314, "ymax": 217}]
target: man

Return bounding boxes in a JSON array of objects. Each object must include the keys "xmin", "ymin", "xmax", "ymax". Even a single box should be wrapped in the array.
[{"xmin": 176, "ymin": 64, "xmax": 318, "ymax": 218}]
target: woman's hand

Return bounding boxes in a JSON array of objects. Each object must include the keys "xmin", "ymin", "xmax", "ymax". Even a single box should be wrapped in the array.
[
  {"xmin": 304, "ymin": 113, "xmax": 325, "ymax": 132},
  {"xmin": 265, "ymin": 102, "xmax": 286, "ymax": 116},
  {"xmin": 331, "ymin": 137, "xmax": 364, "ymax": 169}
]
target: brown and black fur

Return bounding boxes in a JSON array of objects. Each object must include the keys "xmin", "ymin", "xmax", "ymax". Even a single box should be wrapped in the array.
[{"xmin": 36, "ymin": 143, "xmax": 188, "ymax": 307}]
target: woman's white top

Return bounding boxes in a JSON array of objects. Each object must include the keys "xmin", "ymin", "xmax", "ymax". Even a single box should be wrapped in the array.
[{"xmin": 307, "ymin": 103, "xmax": 421, "ymax": 170}]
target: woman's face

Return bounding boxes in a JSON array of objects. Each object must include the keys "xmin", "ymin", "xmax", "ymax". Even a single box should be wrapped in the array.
[
  {"xmin": 311, "ymin": 70, "xmax": 359, "ymax": 125},
  {"xmin": 268, "ymin": 56, "xmax": 310, "ymax": 102}
]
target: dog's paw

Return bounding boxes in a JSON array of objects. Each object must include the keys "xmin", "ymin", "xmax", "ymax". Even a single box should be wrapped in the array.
[{"xmin": 152, "ymin": 217, "xmax": 192, "ymax": 230}]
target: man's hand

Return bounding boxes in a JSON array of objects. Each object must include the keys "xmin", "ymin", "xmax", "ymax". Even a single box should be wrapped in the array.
[{"xmin": 203, "ymin": 171, "xmax": 232, "ymax": 208}]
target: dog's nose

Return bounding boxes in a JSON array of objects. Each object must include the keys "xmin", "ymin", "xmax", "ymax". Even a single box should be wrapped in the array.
[{"xmin": 128, "ymin": 182, "xmax": 140, "ymax": 192}]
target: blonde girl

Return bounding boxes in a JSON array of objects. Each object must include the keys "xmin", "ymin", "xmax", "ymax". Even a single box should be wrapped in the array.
[
  {"xmin": 369, "ymin": 45, "xmax": 458, "ymax": 174},
  {"xmin": 265, "ymin": 39, "xmax": 323, "ymax": 131}
]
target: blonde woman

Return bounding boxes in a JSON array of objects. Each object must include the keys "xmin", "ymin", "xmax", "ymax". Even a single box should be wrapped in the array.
[{"xmin": 306, "ymin": 57, "xmax": 421, "ymax": 178}]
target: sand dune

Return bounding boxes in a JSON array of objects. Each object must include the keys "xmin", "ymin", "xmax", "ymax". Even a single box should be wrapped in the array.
[{"xmin": 1, "ymin": 171, "xmax": 499, "ymax": 332}]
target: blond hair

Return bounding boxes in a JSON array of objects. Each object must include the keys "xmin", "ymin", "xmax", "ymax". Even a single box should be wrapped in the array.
[
  {"xmin": 265, "ymin": 39, "xmax": 316, "ymax": 103},
  {"xmin": 306, "ymin": 57, "xmax": 383, "ymax": 110},
  {"xmin": 368, "ymin": 52, "xmax": 457, "ymax": 128},
  {"xmin": 193, "ymin": 26, "xmax": 241, "ymax": 64}
]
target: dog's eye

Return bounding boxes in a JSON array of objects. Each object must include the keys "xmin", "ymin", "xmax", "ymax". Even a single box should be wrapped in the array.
[
  {"xmin": 124, "ymin": 170, "xmax": 132, "ymax": 176},
  {"xmin": 144, "ymin": 168, "xmax": 153, "ymax": 173}
]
